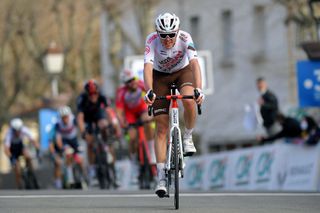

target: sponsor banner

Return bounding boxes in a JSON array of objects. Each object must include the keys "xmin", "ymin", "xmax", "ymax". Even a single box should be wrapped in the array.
[
  {"xmin": 202, "ymin": 152, "xmax": 231, "ymax": 190},
  {"xmin": 276, "ymin": 144, "xmax": 320, "ymax": 191},
  {"xmin": 251, "ymin": 144, "xmax": 279, "ymax": 190},
  {"xmin": 229, "ymin": 149, "xmax": 255, "ymax": 190},
  {"xmin": 180, "ymin": 156, "xmax": 206, "ymax": 190},
  {"xmin": 38, "ymin": 109, "xmax": 58, "ymax": 150}
]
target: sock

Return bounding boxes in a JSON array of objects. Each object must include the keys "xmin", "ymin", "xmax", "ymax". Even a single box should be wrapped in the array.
[
  {"xmin": 67, "ymin": 166, "xmax": 74, "ymax": 184},
  {"xmin": 148, "ymin": 140, "xmax": 156, "ymax": 164},
  {"xmin": 157, "ymin": 163, "xmax": 165, "ymax": 180},
  {"xmin": 55, "ymin": 179, "xmax": 62, "ymax": 189},
  {"xmin": 184, "ymin": 128, "xmax": 193, "ymax": 138}
]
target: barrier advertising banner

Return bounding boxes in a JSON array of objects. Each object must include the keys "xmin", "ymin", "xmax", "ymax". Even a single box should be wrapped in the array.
[
  {"xmin": 276, "ymin": 144, "xmax": 320, "ymax": 191},
  {"xmin": 115, "ymin": 143, "xmax": 320, "ymax": 191}
]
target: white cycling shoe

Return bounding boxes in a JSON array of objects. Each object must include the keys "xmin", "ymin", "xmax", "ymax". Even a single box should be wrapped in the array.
[
  {"xmin": 155, "ymin": 179, "xmax": 167, "ymax": 198},
  {"xmin": 183, "ymin": 136, "xmax": 196, "ymax": 156}
]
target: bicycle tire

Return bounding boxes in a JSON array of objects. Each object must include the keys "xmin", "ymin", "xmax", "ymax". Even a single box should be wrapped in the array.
[
  {"xmin": 96, "ymin": 142, "xmax": 107, "ymax": 189},
  {"xmin": 173, "ymin": 127, "xmax": 179, "ymax": 209}
]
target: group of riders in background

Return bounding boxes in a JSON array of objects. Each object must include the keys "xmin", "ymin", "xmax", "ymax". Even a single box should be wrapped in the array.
[{"xmin": 4, "ymin": 69, "xmax": 157, "ymax": 190}]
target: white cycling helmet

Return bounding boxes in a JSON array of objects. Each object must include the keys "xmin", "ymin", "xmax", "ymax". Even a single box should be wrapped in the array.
[
  {"xmin": 10, "ymin": 118, "xmax": 23, "ymax": 131},
  {"xmin": 58, "ymin": 106, "xmax": 72, "ymax": 117},
  {"xmin": 120, "ymin": 69, "xmax": 135, "ymax": 83},
  {"xmin": 155, "ymin": 13, "xmax": 180, "ymax": 33}
]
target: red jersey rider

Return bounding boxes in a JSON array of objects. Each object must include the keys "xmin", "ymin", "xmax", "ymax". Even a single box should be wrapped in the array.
[{"xmin": 116, "ymin": 70, "xmax": 156, "ymax": 167}]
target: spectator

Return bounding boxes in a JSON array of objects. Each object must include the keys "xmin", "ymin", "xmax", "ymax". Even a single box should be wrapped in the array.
[
  {"xmin": 301, "ymin": 114, "xmax": 320, "ymax": 146},
  {"xmin": 257, "ymin": 113, "xmax": 302, "ymax": 143},
  {"xmin": 256, "ymin": 77, "xmax": 279, "ymax": 136}
]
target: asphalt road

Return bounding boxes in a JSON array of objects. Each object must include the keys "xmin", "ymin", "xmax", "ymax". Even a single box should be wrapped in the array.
[{"xmin": 0, "ymin": 190, "xmax": 320, "ymax": 213}]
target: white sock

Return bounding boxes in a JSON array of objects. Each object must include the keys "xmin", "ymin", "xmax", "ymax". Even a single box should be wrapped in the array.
[
  {"xmin": 157, "ymin": 163, "xmax": 165, "ymax": 180},
  {"xmin": 148, "ymin": 140, "xmax": 156, "ymax": 164},
  {"xmin": 67, "ymin": 166, "xmax": 74, "ymax": 184},
  {"xmin": 184, "ymin": 128, "xmax": 193, "ymax": 138}
]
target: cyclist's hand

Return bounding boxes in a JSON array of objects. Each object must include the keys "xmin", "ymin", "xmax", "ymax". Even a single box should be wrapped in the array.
[
  {"xmin": 144, "ymin": 89, "xmax": 156, "ymax": 105},
  {"xmin": 194, "ymin": 88, "xmax": 205, "ymax": 105}
]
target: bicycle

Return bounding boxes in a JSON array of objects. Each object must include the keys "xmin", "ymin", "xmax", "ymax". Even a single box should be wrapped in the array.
[
  {"xmin": 92, "ymin": 124, "xmax": 117, "ymax": 189},
  {"xmin": 18, "ymin": 155, "xmax": 40, "ymax": 189},
  {"xmin": 148, "ymin": 83, "xmax": 201, "ymax": 209},
  {"xmin": 62, "ymin": 145, "xmax": 87, "ymax": 189},
  {"xmin": 128, "ymin": 120, "xmax": 157, "ymax": 190}
]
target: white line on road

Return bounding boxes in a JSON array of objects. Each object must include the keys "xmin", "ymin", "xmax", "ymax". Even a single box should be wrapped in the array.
[{"xmin": 1, "ymin": 193, "xmax": 320, "ymax": 199}]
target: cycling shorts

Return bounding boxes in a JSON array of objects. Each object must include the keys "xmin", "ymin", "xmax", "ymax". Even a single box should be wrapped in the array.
[
  {"xmin": 152, "ymin": 64, "xmax": 194, "ymax": 116},
  {"xmin": 62, "ymin": 137, "xmax": 80, "ymax": 153},
  {"xmin": 125, "ymin": 102, "xmax": 148, "ymax": 125},
  {"xmin": 9, "ymin": 142, "xmax": 24, "ymax": 165}
]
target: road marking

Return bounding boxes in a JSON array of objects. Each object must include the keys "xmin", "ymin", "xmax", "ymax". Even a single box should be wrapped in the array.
[{"xmin": 1, "ymin": 193, "xmax": 320, "ymax": 199}]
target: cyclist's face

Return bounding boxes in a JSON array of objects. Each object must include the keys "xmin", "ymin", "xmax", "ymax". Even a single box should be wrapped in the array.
[
  {"xmin": 62, "ymin": 115, "xmax": 69, "ymax": 124},
  {"xmin": 125, "ymin": 78, "xmax": 137, "ymax": 91},
  {"xmin": 159, "ymin": 32, "xmax": 177, "ymax": 49}
]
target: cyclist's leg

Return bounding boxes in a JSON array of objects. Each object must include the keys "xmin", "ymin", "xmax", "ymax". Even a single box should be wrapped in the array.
[
  {"xmin": 177, "ymin": 65, "xmax": 197, "ymax": 155},
  {"xmin": 84, "ymin": 124, "xmax": 96, "ymax": 181},
  {"xmin": 152, "ymin": 69, "xmax": 172, "ymax": 196},
  {"xmin": 9, "ymin": 143, "xmax": 24, "ymax": 189},
  {"xmin": 141, "ymin": 112, "xmax": 156, "ymax": 170}
]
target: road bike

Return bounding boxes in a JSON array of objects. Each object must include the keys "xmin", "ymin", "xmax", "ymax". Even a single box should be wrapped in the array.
[
  {"xmin": 148, "ymin": 83, "xmax": 201, "ymax": 209},
  {"xmin": 92, "ymin": 124, "xmax": 118, "ymax": 189},
  {"xmin": 128, "ymin": 120, "xmax": 156, "ymax": 189},
  {"xmin": 18, "ymin": 155, "xmax": 40, "ymax": 189},
  {"xmin": 62, "ymin": 144, "xmax": 87, "ymax": 189}
]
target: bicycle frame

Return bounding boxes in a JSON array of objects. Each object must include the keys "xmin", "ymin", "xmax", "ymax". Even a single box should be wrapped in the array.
[{"xmin": 165, "ymin": 93, "xmax": 184, "ymax": 174}]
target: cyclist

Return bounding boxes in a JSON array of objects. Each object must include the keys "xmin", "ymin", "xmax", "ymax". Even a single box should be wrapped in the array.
[
  {"xmin": 3, "ymin": 118, "xmax": 40, "ymax": 189},
  {"xmin": 48, "ymin": 122, "xmax": 64, "ymax": 189},
  {"xmin": 53, "ymin": 106, "xmax": 87, "ymax": 188},
  {"xmin": 76, "ymin": 79, "xmax": 121, "ymax": 185},
  {"xmin": 115, "ymin": 69, "xmax": 156, "ymax": 183},
  {"xmin": 143, "ymin": 13, "xmax": 205, "ymax": 197}
]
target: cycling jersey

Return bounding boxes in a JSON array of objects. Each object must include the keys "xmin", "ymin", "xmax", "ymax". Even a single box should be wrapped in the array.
[
  {"xmin": 144, "ymin": 30, "xmax": 198, "ymax": 73},
  {"xmin": 54, "ymin": 115, "xmax": 77, "ymax": 140},
  {"xmin": 76, "ymin": 92, "xmax": 110, "ymax": 123},
  {"xmin": 116, "ymin": 80, "xmax": 148, "ymax": 124},
  {"xmin": 4, "ymin": 127, "xmax": 34, "ymax": 148}
]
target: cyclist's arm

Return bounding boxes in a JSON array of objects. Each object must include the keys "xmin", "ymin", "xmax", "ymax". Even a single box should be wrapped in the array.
[
  {"xmin": 115, "ymin": 107, "xmax": 127, "ymax": 128},
  {"xmin": 77, "ymin": 112, "xmax": 86, "ymax": 134},
  {"xmin": 105, "ymin": 107, "xmax": 121, "ymax": 137},
  {"xmin": 3, "ymin": 131, "xmax": 11, "ymax": 157},
  {"xmin": 4, "ymin": 145, "xmax": 11, "ymax": 158},
  {"xmin": 189, "ymin": 59, "xmax": 202, "ymax": 89},
  {"xmin": 143, "ymin": 63, "xmax": 153, "ymax": 91},
  {"xmin": 22, "ymin": 127, "xmax": 40, "ymax": 150}
]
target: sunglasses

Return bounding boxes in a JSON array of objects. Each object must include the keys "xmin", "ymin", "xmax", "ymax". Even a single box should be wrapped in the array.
[{"xmin": 159, "ymin": 32, "xmax": 177, "ymax": 39}]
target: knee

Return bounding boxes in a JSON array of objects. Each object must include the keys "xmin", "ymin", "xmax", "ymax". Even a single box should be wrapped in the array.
[{"xmin": 183, "ymin": 99, "xmax": 195, "ymax": 110}]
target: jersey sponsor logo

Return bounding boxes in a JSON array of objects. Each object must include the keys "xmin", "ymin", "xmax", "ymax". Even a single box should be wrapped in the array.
[
  {"xmin": 158, "ymin": 51, "xmax": 184, "ymax": 72},
  {"xmin": 145, "ymin": 46, "xmax": 150, "ymax": 54},
  {"xmin": 179, "ymin": 33, "xmax": 188, "ymax": 42},
  {"xmin": 147, "ymin": 34, "xmax": 158, "ymax": 44},
  {"xmin": 187, "ymin": 43, "xmax": 196, "ymax": 51}
]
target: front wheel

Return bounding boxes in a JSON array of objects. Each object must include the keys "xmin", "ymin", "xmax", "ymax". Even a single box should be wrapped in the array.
[{"xmin": 173, "ymin": 127, "xmax": 179, "ymax": 210}]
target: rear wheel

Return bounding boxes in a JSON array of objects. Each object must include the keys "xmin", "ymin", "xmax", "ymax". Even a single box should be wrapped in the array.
[{"xmin": 173, "ymin": 127, "xmax": 179, "ymax": 210}]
